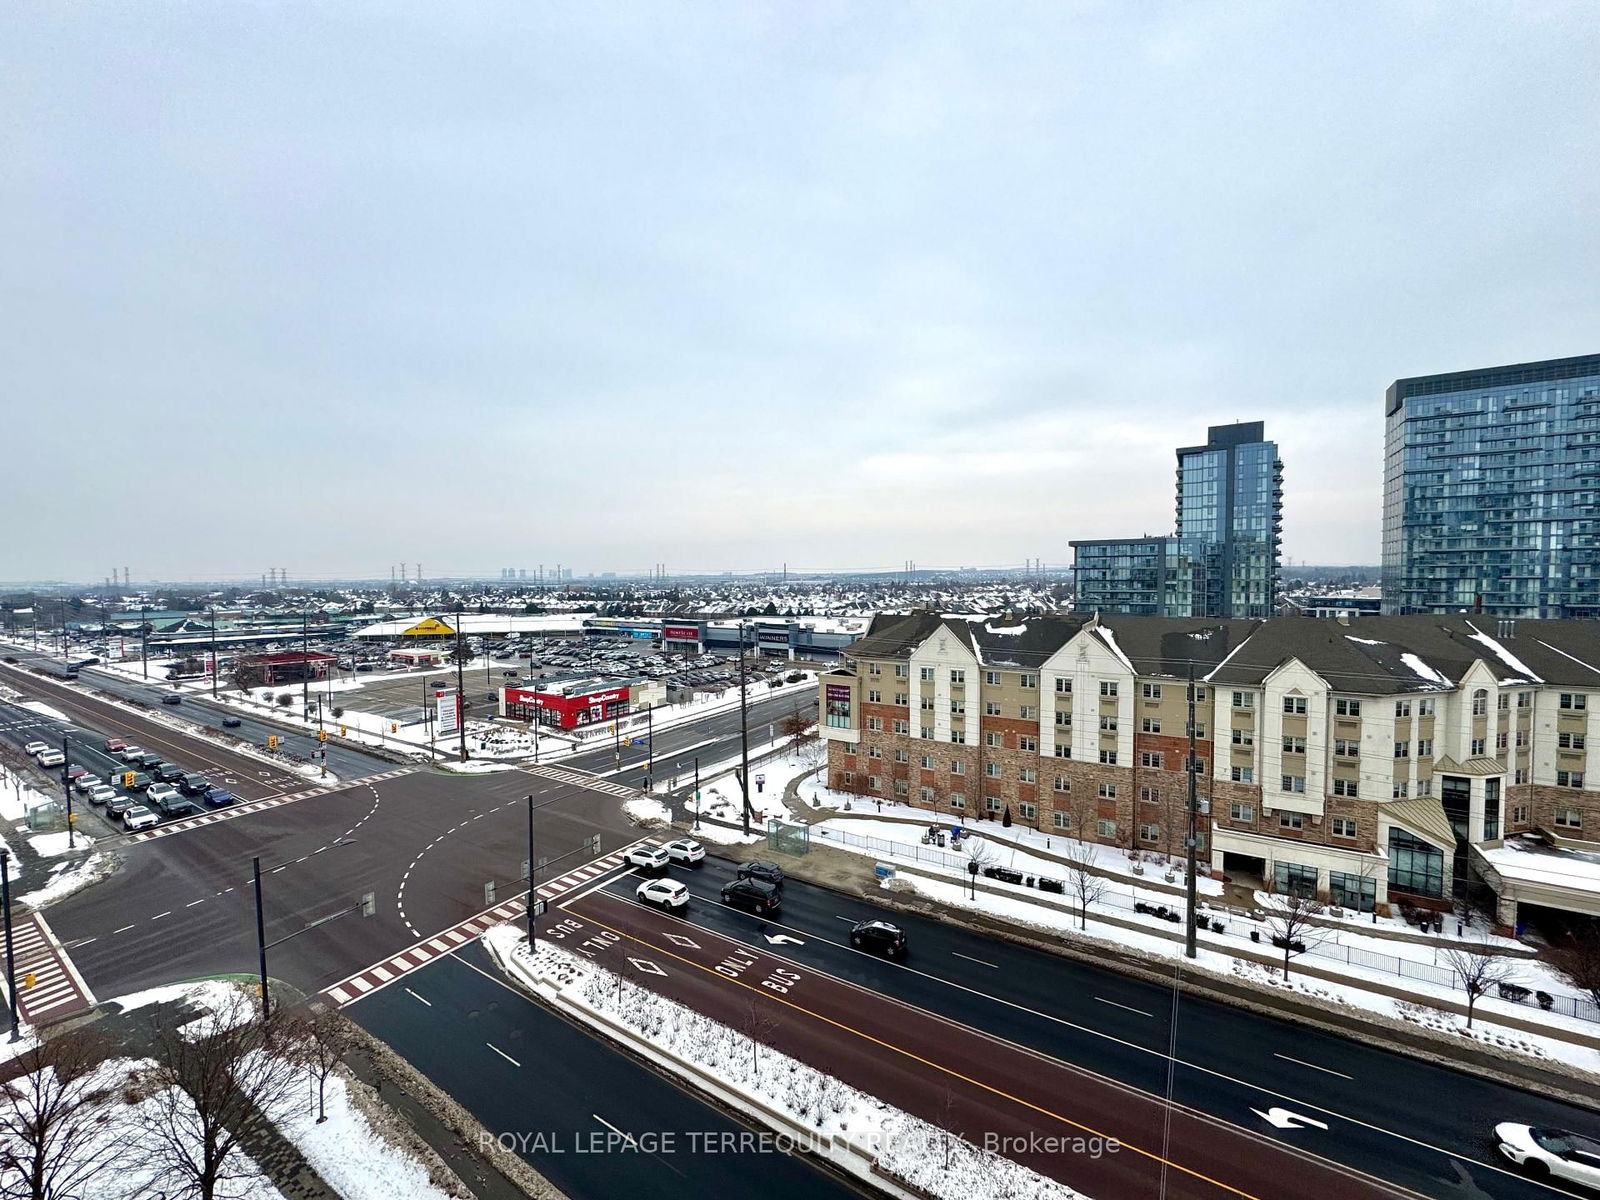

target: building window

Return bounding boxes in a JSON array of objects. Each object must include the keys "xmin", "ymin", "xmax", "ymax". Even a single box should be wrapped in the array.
[
  {"xmin": 1233, "ymin": 691, "xmax": 1254, "ymax": 709},
  {"xmin": 1096, "ymin": 818, "xmax": 1117, "ymax": 838},
  {"xmin": 895, "ymin": 664, "xmax": 908, "ymax": 679},
  {"xmin": 867, "ymin": 745, "xmax": 882, "ymax": 759},
  {"xmin": 866, "ymin": 716, "xmax": 883, "ymax": 732},
  {"xmin": 1140, "ymin": 751, "xmax": 1162, "ymax": 769},
  {"xmin": 1388, "ymin": 830, "xmax": 1444, "ymax": 898},
  {"xmin": 867, "ymin": 663, "xmax": 881, "ymax": 677},
  {"xmin": 950, "ymin": 699, "xmax": 966, "ymax": 715},
  {"xmin": 920, "ymin": 666, "xmax": 935, "ymax": 682},
  {"xmin": 1560, "ymin": 693, "xmax": 1588, "ymax": 711},
  {"xmin": 843, "ymin": 772, "xmax": 856, "ymax": 787},
  {"xmin": 918, "ymin": 786, "xmax": 934, "ymax": 804},
  {"xmin": 1232, "ymin": 728, "xmax": 1254, "ymax": 747},
  {"xmin": 920, "ymin": 725, "xmax": 934, "ymax": 740},
  {"xmin": 867, "ymin": 775, "xmax": 881, "ymax": 791},
  {"xmin": 1054, "ymin": 744, "xmax": 1072, "ymax": 758},
  {"xmin": 1394, "ymin": 741, "xmax": 1409, "ymax": 758},
  {"xmin": 1054, "ymin": 776, "xmax": 1071, "ymax": 793},
  {"xmin": 1471, "ymin": 690, "xmax": 1488, "ymax": 716},
  {"xmin": 1283, "ymin": 696, "xmax": 1307, "ymax": 715},
  {"xmin": 1274, "ymin": 861, "xmax": 1317, "ymax": 898},
  {"xmin": 987, "ymin": 796, "xmax": 1003, "ymax": 814},
  {"xmin": 950, "ymin": 669, "xmax": 965, "ymax": 685},
  {"xmin": 1512, "ymin": 804, "xmax": 1529, "ymax": 825},
  {"xmin": 1331, "ymin": 817, "xmax": 1357, "ymax": 838},
  {"xmin": 1195, "ymin": 687, "xmax": 1207, "ymax": 701},
  {"xmin": 895, "ymin": 749, "xmax": 909, "ymax": 763},
  {"xmin": 1559, "ymin": 732, "xmax": 1588, "ymax": 750},
  {"xmin": 1098, "ymin": 783, "xmax": 1117, "ymax": 800},
  {"xmin": 1052, "ymin": 810, "xmax": 1071, "ymax": 829},
  {"xmin": 1138, "ymin": 823, "xmax": 1161, "ymax": 842},
  {"xmin": 920, "ymin": 755, "xmax": 935, "ymax": 770},
  {"xmin": 1282, "ymin": 736, "xmax": 1306, "ymax": 754},
  {"xmin": 1418, "ymin": 698, "xmax": 1435, "ymax": 716},
  {"xmin": 1497, "ymin": 692, "xmax": 1510, "ymax": 712},
  {"xmin": 1417, "ymin": 778, "xmax": 1433, "ymax": 797},
  {"xmin": 894, "ymin": 693, "xmax": 908, "ymax": 706},
  {"xmin": 1099, "ymin": 750, "xmax": 1118, "ymax": 765},
  {"xmin": 1020, "ymin": 768, "xmax": 1037, "ymax": 784},
  {"xmin": 950, "ymin": 730, "xmax": 966, "ymax": 744},
  {"xmin": 951, "ymin": 760, "xmax": 965, "ymax": 775},
  {"xmin": 867, "ymin": 689, "xmax": 882, "ymax": 703},
  {"xmin": 984, "ymin": 671, "xmax": 1002, "ymax": 686},
  {"xmin": 1020, "ymin": 705, "xmax": 1037, "ymax": 720},
  {"xmin": 1055, "ymin": 711, "xmax": 1072, "ymax": 727},
  {"xmin": 1278, "ymin": 811, "xmax": 1305, "ymax": 831},
  {"xmin": 1334, "ymin": 739, "xmax": 1359, "ymax": 758},
  {"xmin": 1417, "ymin": 738, "xmax": 1433, "ymax": 757},
  {"xmin": 893, "ymin": 720, "xmax": 909, "ymax": 735},
  {"xmin": 1140, "ymin": 786, "xmax": 1161, "ymax": 804},
  {"xmin": 1496, "ymin": 732, "xmax": 1508, "ymax": 752},
  {"xmin": 1019, "ymin": 802, "xmax": 1037, "ymax": 820},
  {"xmin": 1100, "ymin": 681, "xmax": 1118, "ymax": 697},
  {"xmin": 895, "ymin": 780, "xmax": 909, "ymax": 797},
  {"xmin": 1019, "ymin": 735, "xmax": 1038, "ymax": 752},
  {"xmin": 1557, "ymin": 772, "xmax": 1585, "ymax": 790},
  {"xmin": 1281, "ymin": 775, "xmax": 1306, "ymax": 794},
  {"xmin": 1333, "ymin": 779, "xmax": 1359, "ymax": 798},
  {"xmin": 1229, "ymin": 802, "xmax": 1255, "ymax": 823},
  {"xmin": 1328, "ymin": 870, "xmax": 1376, "ymax": 913},
  {"xmin": 985, "ymin": 701, "xmax": 1001, "ymax": 716},
  {"xmin": 1100, "ymin": 716, "xmax": 1118, "ymax": 732},
  {"xmin": 1392, "ymin": 782, "xmax": 1409, "ymax": 799},
  {"xmin": 1469, "ymin": 738, "xmax": 1485, "ymax": 756},
  {"xmin": 920, "ymin": 697, "xmax": 935, "ymax": 711},
  {"xmin": 985, "ymin": 763, "xmax": 1002, "ymax": 778},
  {"xmin": 1395, "ymin": 700, "xmax": 1411, "ymax": 718},
  {"xmin": 1335, "ymin": 698, "xmax": 1362, "ymax": 717},
  {"xmin": 1142, "ymin": 683, "xmax": 1162, "ymax": 700},
  {"xmin": 985, "ymin": 731, "xmax": 1002, "ymax": 748},
  {"xmin": 950, "ymin": 794, "xmax": 966, "ymax": 810},
  {"xmin": 1517, "ymin": 691, "xmax": 1530, "ymax": 709},
  {"xmin": 1021, "ymin": 674, "xmax": 1038, "ymax": 689},
  {"xmin": 1142, "ymin": 718, "xmax": 1162, "ymax": 734},
  {"xmin": 1230, "ymin": 766, "xmax": 1254, "ymax": 783},
  {"xmin": 1514, "ymin": 769, "xmax": 1528, "ymax": 785},
  {"xmin": 1055, "ymin": 678, "xmax": 1072, "ymax": 694}
]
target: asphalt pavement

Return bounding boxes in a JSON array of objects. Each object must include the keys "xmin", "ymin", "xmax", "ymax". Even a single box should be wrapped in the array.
[{"xmin": 351, "ymin": 940, "xmax": 864, "ymax": 1200}]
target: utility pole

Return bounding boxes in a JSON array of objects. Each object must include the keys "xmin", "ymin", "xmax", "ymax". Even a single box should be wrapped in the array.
[
  {"xmin": 253, "ymin": 855, "xmax": 269, "ymax": 1016},
  {"xmin": 693, "ymin": 756, "xmax": 700, "ymax": 832},
  {"xmin": 526, "ymin": 794, "xmax": 537, "ymax": 948},
  {"xmin": 1184, "ymin": 666, "xmax": 1199, "ymax": 959},
  {"xmin": 738, "ymin": 621, "xmax": 752, "ymax": 835},
  {"xmin": 643, "ymin": 704, "xmax": 654, "ymax": 791},
  {"xmin": 455, "ymin": 603, "xmax": 468, "ymax": 762},
  {"xmin": 210, "ymin": 606, "xmax": 219, "ymax": 698},
  {"xmin": 301, "ymin": 610, "xmax": 310, "ymax": 714},
  {"xmin": 61, "ymin": 736, "xmax": 75, "ymax": 850},
  {"xmin": 0, "ymin": 850, "xmax": 16, "ymax": 1041},
  {"xmin": 140, "ymin": 605, "xmax": 148, "ymax": 680}
]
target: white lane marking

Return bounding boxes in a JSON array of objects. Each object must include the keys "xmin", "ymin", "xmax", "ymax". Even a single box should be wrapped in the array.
[
  {"xmin": 151, "ymin": 911, "xmax": 171, "ymax": 921},
  {"xmin": 952, "ymin": 951, "xmax": 998, "ymax": 969},
  {"xmin": 185, "ymin": 899, "xmax": 205, "ymax": 907},
  {"xmin": 1095, "ymin": 996, "xmax": 1153, "ymax": 1017},
  {"xmin": 486, "ymin": 1042, "xmax": 521, "ymax": 1067},
  {"xmin": 1273, "ymin": 1053, "xmax": 1354, "ymax": 1081},
  {"xmin": 1253, "ymin": 1106, "xmax": 1330, "ymax": 1131},
  {"xmin": 593, "ymin": 1114, "xmax": 637, "ymax": 1146},
  {"xmin": 404, "ymin": 987, "xmax": 432, "ymax": 1007},
  {"xmin": 112, "ymin": 925, "xmax": 135, "ymax": 934},
  {"xmin": 833, "ymin": 914, "xmax": 854, "ymax": 922}
]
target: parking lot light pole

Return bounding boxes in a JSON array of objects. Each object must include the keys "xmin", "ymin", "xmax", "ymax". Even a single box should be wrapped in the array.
[
  {"xmin": 693, "ymin": 756, "xmax": 700, "ymax": 832},
  {"xmin": 738, "ymin": 622, "xmax": 752, "ymax": 836},
  {"xmin": 210, "ymin": 606, "xmax": 219, "ymax": 698},
  {"xmin": 1, "ymin": 849, "xmax": 17, "ymax": 1041}
]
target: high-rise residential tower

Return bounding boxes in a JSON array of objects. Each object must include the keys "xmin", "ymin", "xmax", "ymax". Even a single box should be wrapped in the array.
[
  {"xmin": 1382, "ymin": 353, "xmax": 1600, "ymax": 618},
  {"xmin": 1073, "ymin": 421, "xmax": 1282, "ymax": 619}
]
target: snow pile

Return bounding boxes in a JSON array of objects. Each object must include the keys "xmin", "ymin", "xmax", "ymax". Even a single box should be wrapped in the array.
[
  {"xmin": 27, "ymin": 830, "xmax": 95, "ymax": 858},
  {"xmin": 485, "ymin": 927, "xmax": 1083, "ymax": 1199},
  {"xmin": 18, "ymin": 851, "xmax": 112, "ymax": 909},
  {"xmin": 623, "ymin": 796, "xmax": 670, "ymax": 825},
  {"xmin": 1091, "ymin": 627, "xmax": 1135, "ymax": 674},
  {"xmin": 1392, "ymin": 1002, "xmax": 1550, "ymax": 1058},
  {"xmin": 1343, "ymin": 636, "xmax": 1385, "ymax": 646},
  {"xmin": 1399, "ymin": 652, "xmax": 1453, "ymax": 689},
  {"xmin": 18, "ymin": 700, "xmax": 70, "ymax": 721},
  {"xmin": 1465, "ymin": 622, "xmax": 1542, "ymax": 683}
]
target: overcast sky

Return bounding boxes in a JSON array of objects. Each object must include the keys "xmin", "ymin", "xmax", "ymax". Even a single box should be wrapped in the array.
[{"xmin": 4, "ymin": 2, "xmax": 1597, "ymax": 583}]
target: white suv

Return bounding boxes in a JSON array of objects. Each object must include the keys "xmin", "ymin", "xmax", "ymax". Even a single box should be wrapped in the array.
[
  {"xmin": 624, "ymin": 845, "xmax": 671, "ymax": 875},
  {"xmin": 636, "ymin": 879, "xmax": 689, "ymax": 911},
  {"xmin": 664, "ymin": 839, "xmax": 705, "ymax": 866}
]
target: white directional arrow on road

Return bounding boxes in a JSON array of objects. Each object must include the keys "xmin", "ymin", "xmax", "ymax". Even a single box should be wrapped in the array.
[
  {"xmin": 1251, "ymin": 1107, "xmax": 1329, "ymax": 1131},
  {"xmin": 764, "ymin": 933, "xmax": 805, "ymax": 946}
]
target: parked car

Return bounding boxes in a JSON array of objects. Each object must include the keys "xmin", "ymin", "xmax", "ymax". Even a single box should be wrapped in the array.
[
  {"xmin": 221, "ymin": 715, "xmax": 242, "ymax": 728},
  {"xmin": 737, "ymin": 861, "xmax": 785, "ymax": 889},
  {"xmin": 86, "ymin": 783, "xmax": 118, "ymax": 806},
  {"xmin": 179, "ymin": 774, "xmax": 212, "ymax": 797},
  {"xmin": 849, "ymin": 920, "xmax": 907, "ymax": 959},
  {"xmin": 720, "ymin": 878, "xmax": 781, "ymax": 916},
  {"xmin": 624, "ymin": 845, "xmax": 671, "ymax": 875},
  {"xmin": 104, "ymin": 737, "xmax": 128, "ymax": 753},
  {"xmin": 154, "ymin": 763, "xmax": 185, "ymax": 783},
  {"xmin": 663, "ymin": 839, "xmax": 705, "ymax": 866},
  {"xmin": 202, "ymin": 787, "xmax": 237, "ymax": 808},
  {"xmin": 36, "ymin": 750, "xmax": 65, "ymax": 768},
  {"xmin": 636, "ymin": 879, "xmax": 689, "ymax": 911},
  {"xmin": 122, "ymin": 805, "xmax": 158, "ymax": 831},
  {"xmin": 1496, "ymin": 1123, "xmax": 1600, "ymax": 1188},
  {"xmin": 24, "ymin": 741, "xmax": 49, "ymax": 757}
]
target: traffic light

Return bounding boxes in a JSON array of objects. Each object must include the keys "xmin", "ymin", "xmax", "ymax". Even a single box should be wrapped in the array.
[
  {"xmin": 339, "ymin": 726, "xmax": 347, "ymax": 737},
  {"xmin": 267, "ymin": 735, "xmax": 279, "ymax": 750},
  {"xmin": 318, "ymin": 729, "xmax": 328, "ymax": 743},
  {"xmin": 122, "ymin": 771, "xmax": 135, "ymax": 788}
]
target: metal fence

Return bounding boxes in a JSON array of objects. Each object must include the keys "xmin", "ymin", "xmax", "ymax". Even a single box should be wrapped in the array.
[{"xmin": 812, "ymin": 824, "xmax": 1600, "ymax": 1025}]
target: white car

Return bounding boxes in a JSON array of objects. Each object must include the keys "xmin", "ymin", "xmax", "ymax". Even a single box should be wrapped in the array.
[
  {"xmin": 145, "ymin": 784, "xmax": 180, "ymax": 806},
  {"xmin": 664, "ymin": 838, "xmax": 705, "ymax": 866},
  {"xmin": 636, "ymin": 879, "xmax": 689, "ymax": 911},
  {"xmin": 121, "ymin": 805, "xmax": 158, "ymax": 831},
  {"xmin": 119, "ymin": 745, "xmax": 146, "ymax": 762},
  {"xmin": 624, "ymin": 845, "xmax": 671, "ymax": 874},
  {"xmin": 36, "ymin": 750, "xmax": 65, "ymax": 768},
  {"xmin": 24, "ymin": 741, "xmax": 49, "ymax": 757},
  {"xmin": 86, "ymin": 784, "xmax": 117, "ymax": 806},
  {"xmin": 1496, "ymin": 1123, "xmax": 1600, "ymax": 1189},
  {"xmin": 74, "ymin": 774, "xmax": 102, "ymax": 795}
]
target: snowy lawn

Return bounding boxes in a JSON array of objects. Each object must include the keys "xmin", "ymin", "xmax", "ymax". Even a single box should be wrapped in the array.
[
  {"xmin": 687, "ymin": 739, "xmax": 824, "ymax": 825},
  {"xmin": 483, "ymin": 925, "xmax": 1084, "ymax": 1199}
]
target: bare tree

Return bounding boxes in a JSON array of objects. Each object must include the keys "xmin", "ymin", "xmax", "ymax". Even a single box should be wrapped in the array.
[
  {"xmin": 1547, "ymin": 925, "xmax": 1600, "ymax": 1016},
  {"xmin": 285, "ymin": 1006, "xmax": 354, "ymax": 1125},
  {"xmin": 0, "ymin": 1032, "xmax": 124, "ymax": 1200},
  {"xmin": 1442, "ymin": 939, "xmax": 1522, "ymax": 1029},
  {"xmin": 963, "ymin": 837, "xmax": 995, "ymax": 899},
  {"xmin": 135, "ymin": 988, "xmax": 309, "ymax": 1200},
  {"xmin": 739, "ymin": 996, "xmax": 781, "ymax": 1081},
  {"xmin": 1261, "ymin": 893, "xmax": 1326, "ymax": 980},
  {"xmin": 228, "ymin": 657, "xmax": 265, "ymax": 693},
  {"xmin": 778, "ymin": 705, "xmax": 814, "ymax": 747},
  {"xmin": 1059, "ymin": 838, "xmax": 1107, "ymax": 931}
]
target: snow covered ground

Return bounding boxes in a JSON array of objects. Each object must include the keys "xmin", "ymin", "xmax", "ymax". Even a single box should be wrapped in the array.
[
  {"xmin": 483, "ymin": 924, "xmax": 1084, "ymax": 1200},
  {"xmin": 687, "ymin": 739, "xmax": 823, "ymax": 825}
]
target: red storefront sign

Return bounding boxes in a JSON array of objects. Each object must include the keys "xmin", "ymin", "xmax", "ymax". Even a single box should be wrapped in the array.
[
  {"xmin": 662, "ymin": 624, "xmax": 700, "ymax": 642},
  {"xmin": 504, "ymin": 685, "xmax": 630, "ymax": 729}
]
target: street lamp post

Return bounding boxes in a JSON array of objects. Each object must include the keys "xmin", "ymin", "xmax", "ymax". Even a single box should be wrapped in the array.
[
  {"xmin": 692, "ymin": 756, "xmax": 700, "ymax": 832},
  {"xmin": 738, "ymin": 623, "xmax": 752, "ymax": 836},
  {"xmin": 61, "ymin": 736, "xmax": 74, "ymax": 851},
  {"xmin": 526, "ymin": 793, "xmax": 537, "ymax": 948},
  {"xmin": 643, "ymin": 705, "xmax": 654, "ymax": 792},
  {"xmin": 252, "ymin": 855, "xmax": 269, "ymax": 1015},
  {"xmin": 251, "ymin": 839, "xmax": 358, "ymax": 1021},
  {"xmin": 455, "ymin": 603, "xmax": 468, "ymax": 763},
  {"xmin": 210, "ymin": 606, "xmax": 219, "ymax": 698},
  {"xmin": 0, "ymin": 849, "xmax": 16, "ymax": 1041}
]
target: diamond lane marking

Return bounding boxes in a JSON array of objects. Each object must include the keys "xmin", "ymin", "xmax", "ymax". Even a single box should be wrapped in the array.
[
  {"xmin": 664, "ymin": 933, "xmax": 701, "ymax": 949},
  {"xmin": 627, "ymin": 958, "xmax": 667, "ymax": 977}
]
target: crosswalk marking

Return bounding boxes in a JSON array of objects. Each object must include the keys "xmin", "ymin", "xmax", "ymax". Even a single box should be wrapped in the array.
[
  {"xmin": 523, "ymin": 763, "xmax": 641, "ymax": 799},
  {"xmin": 0, "ymin": 914, "xmax": 97, "ymax": 1026}
]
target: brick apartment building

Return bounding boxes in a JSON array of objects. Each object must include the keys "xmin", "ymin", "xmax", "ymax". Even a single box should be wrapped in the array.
[{"xmin": 818, "ymin": 611, "xmax": 1600, "ymax": 930}]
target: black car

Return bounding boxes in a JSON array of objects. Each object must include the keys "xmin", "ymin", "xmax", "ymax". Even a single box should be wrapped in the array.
[
  {"xmin": 720, "ymin": 878, "xmax": 780, "ymax": 916},
  {"xmin": 133, "ymin": 752, "xmax": 163, "ymax": 770},
  {"xmin": 154, "ymin": 763, "xmax": 185, "ymax": 783},
  {"xmin": 179, "ymin": 774, "xmax": 212, "ymax": 797},
  {"xmin": 849, "ymin": 920, "xmax": 907, "ymax": 959},
  {"xmin": 221, "ymin": 716, "xmax": 242, "ymax": 728},
  {"xmin": 151, "ymin": 792, "xmax": 198, "ymax": 818},
  {"xmin": 161, "ymin": 694, "xmax": 183, "ymax": 705},
  {"xmin": 737, "ymin": 861, "xmax": 785, "ymax": 889}
]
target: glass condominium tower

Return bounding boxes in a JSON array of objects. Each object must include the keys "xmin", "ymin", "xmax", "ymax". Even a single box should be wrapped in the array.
[
  {"xmin": 1072, "ymin": 422, "xmax": 1282, "ymax": 618},
  {"xmin": 1382, "ymin": 353, "xmax": 1600, "ymax": 618}
]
